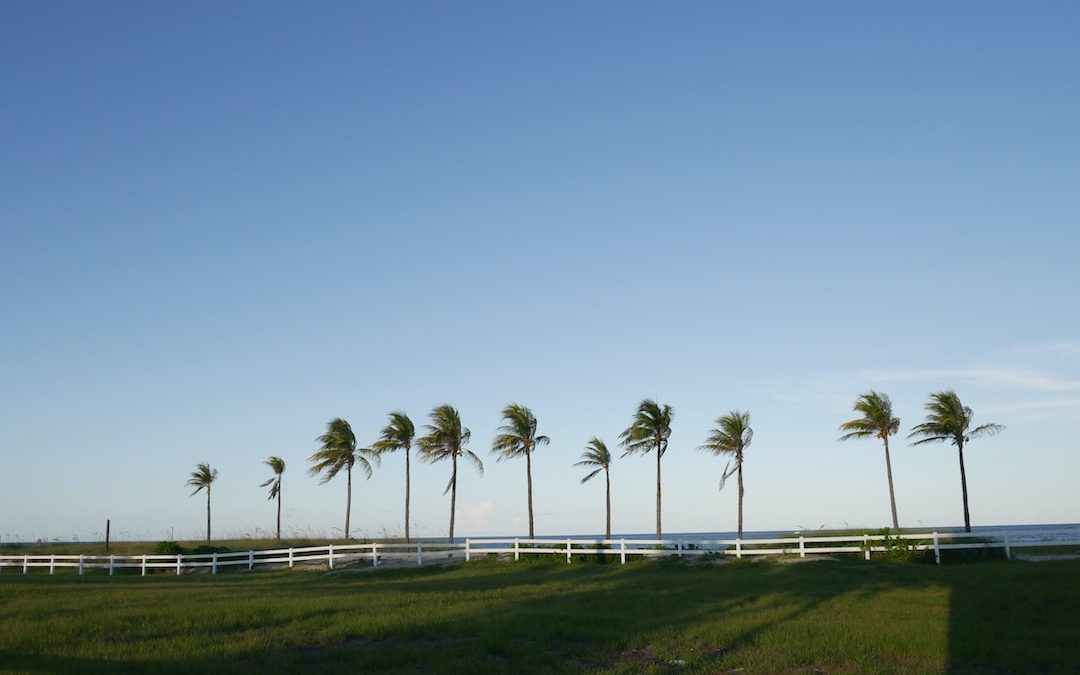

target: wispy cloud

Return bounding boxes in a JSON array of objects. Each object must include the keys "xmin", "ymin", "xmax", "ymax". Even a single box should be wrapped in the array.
[{"xmin": 862, "ymin": 368, "xmax": 1080, "ymax": 392}]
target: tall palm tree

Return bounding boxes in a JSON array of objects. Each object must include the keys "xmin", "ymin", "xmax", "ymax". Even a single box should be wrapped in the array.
[
  {"xmin": 371, "ymin": 411, "xmax": 416, "ymax": 542},
  {"xmin": 839, "ymin": 391, "xmax": 902, "ymax": 530},
  {"xmin": 417, "ymin": 405, "xmax": 483, "ymax": 542},
  {"xmin": 259, "ymin": 456, "xmax": 286, "ymax": 541},
  {"xmin": 575, "ymin": 437, "xmax": 613, "ymax": 539},
  {"xmin": 186, "ymin": 462, "xmax": 218, "ymax": 542},
  {"xmin": 491, "ymin": 403, "xmax": 550, "ymax": 538},
  {"xmin": 308, "ymin": 418, "xmax": 376, "ymax": 540},
  {"xmin": 619, "ymin": 399, "xmax": 673, "ymax": 539},
  {"xmin": 699, "ymin": 410, "xmax": 753, "ymax": 539},
  {"xmin": 908, "ymin": 391, "xmax": 1004, "ymax": 532}
]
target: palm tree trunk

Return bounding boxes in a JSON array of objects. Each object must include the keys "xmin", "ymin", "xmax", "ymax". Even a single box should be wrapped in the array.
[
  {"xmin": 345, "ymin": 465, "xmax": 352, "ymax": 540},
  {"xmin": 526, "ymin": 449, "xmax": 535, "ymax": 538},
  {"xmin": 957, "ymin": 440, "xmax": 972, "ymax": 533},
  {"xmin": 276, "ymin": 483, "xmax": 282, "ymax": 541},
  {"xmin": 655, "ymin": 444, "xmax": 662, "ymax": 540},
  {"xmin": 882, "ymin": 436, "xmax": 899, "ymax": 530},
  {"xmin": 205, "ymin": 483, "xmax": 211, "ymax": 542},
  {"xmin": 737, "ymin": 453, "xmax": 744, "ymax": 540},
  {"xmin": 449, "ymin": 453, "xmax": 458, "ymax": 543},
  {"xmin": 404, "ymin": 447, "xmax": 411, "ymax": 543},
  {"xmin": 605, "ymin": 468, "xmax": 611, "ymax": 540}
]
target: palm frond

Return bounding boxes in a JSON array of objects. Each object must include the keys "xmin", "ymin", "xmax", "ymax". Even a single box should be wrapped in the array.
[
  {"xmin": 464, "ymin": 449, "xmax": 484, "ymax": 476},
  {"xmin": 372, "ymin": 411, "xmax": 415, "ymax": 455},
  {"xmin": 839, "ymin": 391, "xmax": 899, "ymax": 443},
  {"xmin": 491, "ymin": 403, "xmax": 545, "ymax": 461},
  {"xmin": 579, "ymin": 467, "xmax": 603, "ymax": 484},
  {"xmin": 619, "ymin": 400, "xmax": 673, "ymax": 458},
  {"xmin": 185, "ymin": 462, "xmax": 218, "ymax": 496}
]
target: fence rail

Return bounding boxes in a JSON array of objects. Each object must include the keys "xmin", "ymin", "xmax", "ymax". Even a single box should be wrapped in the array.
[{"xmin": 2, "ymin": 531, "xmax": 1077, "ymax": 576}]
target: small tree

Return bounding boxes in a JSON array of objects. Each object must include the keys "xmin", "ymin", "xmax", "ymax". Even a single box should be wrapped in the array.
[
  {"xmin": 259, "ymin": 456, "xmax": 286, "ymax": 541},
  {"xmin": 417, "ymin": 405, "xmax": 483, "ymax": 542},
  {"xmin": 619, "ymin": 399, "xmax": 673, "ymax": 539},
  {"xmin": 839, "ymin": 391, "xmax": 902, "ymax": 529},
  {"xmin": 308, "ymin": 418, "xmax": 376, "ymax": 540},
  {"xmin": 491, "ymin": 403, "xmax": 549, "ymax": 538},
  {"xmin": 909, "ymin": 391, "xmax": 1003, "ymax": 532},
  {"xmin": 371, "ymin": 412, "xmax": 416, "ymax": 542},
  {"xmin": 575, "ymin": 438, "xmax": 613, "ymax": 539},
  {"xmin": 699, "ymin": 411, "xmax": 753, "ymax": 539},
  {"xmin": 186, "ymin": 463, "xmax": 218, "ymax": 542}
]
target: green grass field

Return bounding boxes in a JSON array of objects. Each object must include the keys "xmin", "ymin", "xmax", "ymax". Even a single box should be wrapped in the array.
[{"xmin": 2, "ymin": 557, "xmax": 1078, "ymax": 674}]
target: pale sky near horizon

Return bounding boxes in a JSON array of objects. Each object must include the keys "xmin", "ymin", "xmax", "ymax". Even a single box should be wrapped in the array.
[{"xmin": 2, "ymin": 2, "xmax": 1079, "ymax": 542}]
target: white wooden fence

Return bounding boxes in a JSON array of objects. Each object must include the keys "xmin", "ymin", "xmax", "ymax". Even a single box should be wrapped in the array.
[{"xmin": 1, "ymin": 531, "xmax": 1077, "ymax": 576}]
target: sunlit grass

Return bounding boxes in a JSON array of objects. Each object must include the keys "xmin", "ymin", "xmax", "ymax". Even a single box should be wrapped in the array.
[{"xmin": 2, "ymin": 557, "xmax": 1078, "ymax": 673}]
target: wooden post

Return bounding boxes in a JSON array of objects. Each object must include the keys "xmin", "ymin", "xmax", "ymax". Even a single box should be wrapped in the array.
[
  {"xmin": 141, "ymin": 554, "xmax": 147, "ymax": 577},
  {"xmin": 371, "ymin": 543, "xmax": 378, "ymax": 567},
  {"xmin": 1003, "ymin": 531, "xmax": 1012, "ymax": 561},
  {"xmin": 79, "ymin": 555, "xmax": 84, "ymax": 576},
  {"xmin": 212, "ymin": 552, "xmax": 218, "ymax": 575},
  {"xmin": 105, "ymin": 519, "xmax": 110, "ymax": 554},
  {"xmin": 109, "ymin": 555, "xmax": 115, "ymax": 576},
  {"xmin": 864, "ymin": 534, "xmax": 871, "ymax": 561},
  {"xmin": 677, "ymin": 542, "xmax": 683, "ymax": 558},
  {"xmin": 288, "ymin": 547, "xmax": 294, "ymax": 569},
  {"xmin": 736, "ymin": 539, "xmax": 742, "ymax": 559},
  {"xmin": 932, "ymin": 532, "xmax": 941, "ymax": 565},
  {"xmin": 328, "ymin": 544, "xmax": 335, "ymax": 570},
  {"xmin": 465, "ymin": 539, "xmax": 471, "ymax": 562},
  {"xmin": 50, "ymin": 554, "xmax": 56, "ymax": 575},
  {"xmin": 248, "ymin": 550, "xmax": 254, "ymax": 571},
  {"xmin": 799, "ymin": 536, "xmax": 805, "ymax": 559},
  {"xmin": 417, "ymin": 543, "xmax": 423, "ymax": 566},
  {"xmin": 176, "ymin": 553, "xmax": 182, "ymax": 576},
  {"xmin": 514, "ymin": 537, "xmax": 520, "ymax": 561},
  {"xmin": 566, "ymin": 538, "xmax": 572, "ymax": 564},
  {"xmin": 620, "ymin": 539, "xmax": 626, "ymax": 565},
  {"xmin": 23, "ymin": 555, "xmax": 28, "ymax": 574}
]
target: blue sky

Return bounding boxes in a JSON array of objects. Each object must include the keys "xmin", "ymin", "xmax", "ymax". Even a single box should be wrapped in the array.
[{"xmin": 2, "ymin": 2, "xmax": 1078, "ymax": 542}]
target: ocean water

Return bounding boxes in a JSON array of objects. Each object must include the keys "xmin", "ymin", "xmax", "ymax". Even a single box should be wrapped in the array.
[{"xmin": 468, "ymin": 523, "xmax": 1080, "ymax": 543}]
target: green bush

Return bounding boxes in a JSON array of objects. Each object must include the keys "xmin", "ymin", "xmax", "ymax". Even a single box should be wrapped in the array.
[{"xmin": 152, "ymin": 541, "xmax": 186, "ymax": 555}]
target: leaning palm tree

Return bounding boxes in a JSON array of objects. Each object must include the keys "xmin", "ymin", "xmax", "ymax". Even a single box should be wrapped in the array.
[
  {"xmin": 259, "ymin": 456, "xmax": 286, "ymax": 541},
  {"xmin": 491, "ymin": 403, "xmax": 550, "ymax": 538},
  {"xmin": 575, "ymin": 437, "xmax": 613, "ymax": 539},
  {"xmin": 908, "ymin": 391, "xmax": 1004, "ymax": 532},
  {"xmin": 371, "ymin": 411, "xmax": 416, "ymax": 542},
  {"xmin": 839, "ymin": 391, "xmax": 902, "ymax": 530},
  {"xmin": 417, "ymin": 405, "xmax": 483, "ymax": 542},
  {"xmin": 699, "ymin": 410, "xmax": 753, "ymax": 539},
  {"xmin": 186, "ymin": 462, "xmax": 218, "ymax": 542},
  {"xmin": 619, "ymin": 399, "xmax": 673, "ymax": 539},
  {"xmin": 308, "ymin": 418, "xmax": 376, "ymax": 540}
]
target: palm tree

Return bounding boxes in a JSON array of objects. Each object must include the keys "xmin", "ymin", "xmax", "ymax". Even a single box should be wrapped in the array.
[
  {"xmin": 908, "ymin": 391, "xmax": 1004, "ymax": 532},
  {"xmin": 259, "ymin": 456, "xmax": 286, "ymax": 541},
  {"xmin": 308, "ymin": 418, "xmax": 376, "ymax": 540},
  {"xmin": 371, "ymin": 411, "xmax": 416, "ymax": 542},
  {"xmin": 417, "ymin": 405, "xmax": 483, "ymax": 542},
  {"xmin": 699, "ymin": 410, "xmax": 753, "ymax": 539},
  {"xmin": 186, "ymin": 462, "xmax": 218, "ymax": 542},
  {"xmin": 839, "ymin": 391, "xmax": 902, "ymax": 530},
  {"xmin": 575, "ymin": 438, "xmax": 613, "ymax": 539},
  {"xmin": 619, "ymin": 399, "xmax": 673, "ymax": 539},
  {"xmin": 491, "ymin": 403, "xmax": 550, "ymax": 538}
]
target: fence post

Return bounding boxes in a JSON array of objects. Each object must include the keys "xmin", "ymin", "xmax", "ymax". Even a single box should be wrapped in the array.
[
  {"xmin": 932, "ymin": 532, "xmax": 941, "ymax": 565},
  {"xmin": 677, "ymin": 542, "xmax": 683, "ymax": 558},
  {"xmin": 79, "ymin": 554, "xmax": 85, "ymax": 576},
  {"xmin": 248, "ymin": 550, "xmax": 254, "ymax": 571},
  {"xmin": 371, "ymin": 543, "xmax": 378, "ymax": 567},
  {"xmin": 141, "ymin": 554, "xmax": 147, "ymax": 577},
  {"xmin": 1003, "ymin": 531, "xmax": 1012, "ymax": 561},
  {"xmin": 177, "ymin": 553, "xmax": 182, "ymax": 576},
  {"xmin": 50, "ymin": 554, "xmax": 56, "ymax": 575},
  {"xmin": 288, "ymin": 547, "xmax": 294, "ymax": 569},
  {"xmin": 736, "ymin": 539, "xmax": 742, "ymax": 559},
  {"xmin": 417, "ymin": 543, "xmax": 423, "ymax": 566},
  {"xmin": 864, "ymin": 534, "xmax": 871, "ymax": 561},
  {"xmin": 620, "ymin": 539, "xmax": 626, "ymax": 565},
  {"xmin": 23, "ymin": 555, "xmax": 28, "ymax": 574},
  {"xmin": 212, "ymin": 552, "xmax": 218, "ymax": 575},
  {"xmin": 465, "ymin": 539, "xmax": 471, "ymax": 562},
  {"xmin": 799, "ymin": 536, "xmax": 805, "ymax": 559},
  {"xmin": 328, "ymin": 544, "xmax": 335, "ymax": 570},
  {"xmin": 566, "ymin": 538, "xmax": 572, "ymax": 564},
  {"xmin": 514, "ymin": 537, "xmax": 520, "ymax": 561}
]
